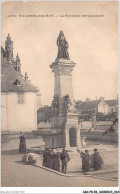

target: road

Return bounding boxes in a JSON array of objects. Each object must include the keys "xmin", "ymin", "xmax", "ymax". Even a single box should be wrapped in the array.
[{"xmin": 1, "ymin": 138, "xmax": 118, "ymax": 187}]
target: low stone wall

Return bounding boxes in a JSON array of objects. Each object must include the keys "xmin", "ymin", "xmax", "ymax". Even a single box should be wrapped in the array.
[
  {"xmin": 81, "ymin": 130, "xmax": 118, "ymax": 144},
  {"xmin": 80, "ymin": 121, "xmax": 92, "ymax": 129},
  {"xmin": 1, "ymin": 131, "xmax": 41, "ymax": 143},
  {"xmin": 80, "ymin": 121, "xmax": 113, "ymax": 129},
  {"xmin": 96, "ymin": 123, "xmax": 118, "ymax": 131},
  {"xmin": 37, "ymin": 122, "xmax": 51, "ymax": 129}
]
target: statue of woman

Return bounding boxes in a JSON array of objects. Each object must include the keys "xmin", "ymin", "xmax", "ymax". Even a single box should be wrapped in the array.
[{"xmin": 56, "ymin": 31, "xmax": 69, "ymax": 59}]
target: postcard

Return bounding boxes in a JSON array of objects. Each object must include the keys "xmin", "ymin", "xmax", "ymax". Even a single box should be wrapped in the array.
[{"xmin": 1, "ymin": 1, "xmax": 119, "ymax": 193}]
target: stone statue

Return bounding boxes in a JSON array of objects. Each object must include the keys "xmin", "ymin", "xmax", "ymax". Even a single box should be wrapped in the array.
[
  {"xmin": 52, "ymin": 95, "xmax": 59, "ymax": 110},
  {"xmin": 56, "ymin": 31, "xmax": 69, "ymax": 59},
  {"xmin": 5, "ymin": 34, "xmax": 13, "ymax": 61},
  {"xmin": 5, "ymin": 34, "xmax": 13, "ymax": 48},
  {"xmin": 64, "ymin": 94, "xmax": 72, "ymax": 112},
  {"xmin": 52, "ymin": 95, "xmax": 59, "ymax": 116}
]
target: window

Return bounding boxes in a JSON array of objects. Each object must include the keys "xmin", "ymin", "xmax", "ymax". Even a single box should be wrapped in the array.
[
  {"xmin": 18, "ymin": 93, "xmax": 24, "ymax": 104},
  {"xmin": 13, "ymin": 79, "xmax": 21, "ymax": 86},
  {"xmin": 111, "ymin": 107, "xmax": 115, "ymax": 113}
]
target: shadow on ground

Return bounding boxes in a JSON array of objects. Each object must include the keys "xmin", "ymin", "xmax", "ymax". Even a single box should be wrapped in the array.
[
  {"xmin": 14, "ymin": 161, "xmax": 27, "ymax": 165},
  {"xmin": 2, "ymin": 149, "xmax": 22, "ymax": 155},
  {"xmin": 68, "ymin": 170, "xmax": 83, "ymax": 174},
  {"xmin": 1, "ymin": 148, "xmax": 43, "ymax": 156}
]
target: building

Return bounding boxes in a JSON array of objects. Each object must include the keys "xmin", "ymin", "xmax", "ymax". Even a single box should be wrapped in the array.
[
  {"xmin": 36, "ymin": 91, "xmax": 41, "ymax": 110},
  {"xmin": 37, "ymin": 106, "xmax": 52, "ymax": 124},
  {"xmin": 1, "ymin": 34, "xmax": 41, "ymax": 133},
  {"xmin": 76, "ymin": 97, "xmax": 118, "ymax": 116},
  {"xmin": 105, "ymin": 99, "xmax": 118, "ymax": 113}
]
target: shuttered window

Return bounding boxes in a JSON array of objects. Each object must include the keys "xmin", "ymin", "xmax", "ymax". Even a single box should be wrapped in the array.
[{"xmin": 18, "ymin": 93, "xmax": 24, "ymax": 104}]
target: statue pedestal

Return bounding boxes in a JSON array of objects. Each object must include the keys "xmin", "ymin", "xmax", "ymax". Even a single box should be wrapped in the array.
[
  {"xmin": 64, "ymin": 112, "xmax": 82, "ymax": 149},
  {"xmin": 42, "ymin": 111, "xmax": 82, "ymax": 149},
  {"xmin": 50, "ymin": 58, "xmax": 76, "ymax": 112},
  {"xmin": 42, "ymin": 56, "xmax": 82, "ymax": 149}
]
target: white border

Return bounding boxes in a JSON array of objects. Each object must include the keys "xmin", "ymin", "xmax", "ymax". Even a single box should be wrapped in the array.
[{"xmin": 0, "ymin": 0, "xmax": 119, "ymax": 193}]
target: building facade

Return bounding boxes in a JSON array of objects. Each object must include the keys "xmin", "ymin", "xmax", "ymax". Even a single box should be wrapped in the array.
[
  {"xmin": 105, "ymin": 99, "xmax": 118, "ymax": 113},
  {"xmin": 1, "ymin": 34, "xmax": 41, "ymax": 132},
  {"xmin": 76, "ymin": 97, "xmax": 118, "ymax": 116}
]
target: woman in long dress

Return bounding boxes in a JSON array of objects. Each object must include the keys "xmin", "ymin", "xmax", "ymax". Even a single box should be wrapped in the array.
[
  {"xmin": 57, "ymin": 31, "xmax": 69, "ymax": 59},
  {"xmin": 84, "ymin": 150, "xmax": 90, "ymax": 172},
  {"xmin": 19, "ymin": 134, "xmax": 26, "ymax": 152},
  {"xmin": 80, "ymin": 151, "xmax": 86, "ymax": 171},
  {"xmin": 93, "ymin": 148, "xmax": 103, "ymax": 171}
]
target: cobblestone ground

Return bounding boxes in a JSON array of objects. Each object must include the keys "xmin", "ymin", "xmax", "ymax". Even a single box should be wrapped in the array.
[{"xmin": 1, "ymin": 138, "xmax": 118, "ymax": 187}]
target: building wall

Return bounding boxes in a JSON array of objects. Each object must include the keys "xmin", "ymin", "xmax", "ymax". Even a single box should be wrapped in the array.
[
  {"xmin": 1, "ymin": 93, "xmax": 8, "ymax": 131},
  {"xmin": 98, "ymin": 101, "xmax": 109, "ymax": 114},
  {"xmin": 108, "ymin": 106, "xmax": 116, "ymax": 113},
  {"xmin": 1, "ymin": 92, "xmax": 37, "ymax": 132},
  {"xmin": 115, "ymin": 105, "xmax": 118, "ymax": 113},
  {"xmin": 36, "ymin": 92, "xmax": 41, "ymax": 110}
]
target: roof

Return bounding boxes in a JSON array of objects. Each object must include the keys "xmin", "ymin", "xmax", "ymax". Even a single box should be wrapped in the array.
[
  {"xmin": 80, "ymin": 100, "xmax": 100, "ymax": 110},
  {"xmin": 1, "ymin": 47, "xmax": 6, "ymax": 57},
  {"xmin": 1, "ymin": 47, "xmax": 38, "ymax": 92},
  {"xmin": 78, "ymin": 99, "xmax": 118, "ymax": 111},
  {"xmin": 105, "ymin": 100, "xmax": 118, "ymax": 106}
]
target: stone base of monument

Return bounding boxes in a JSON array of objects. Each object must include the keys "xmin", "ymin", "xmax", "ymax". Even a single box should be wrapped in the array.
[
  {"xmin": 42, "ymin": 130, "xmax": 63, "ymax": 149},
  {"xmin": 64, "ymin": 112, "xmax": 82, "ymax": 149},
  {"xmin": 44, "ymin": 40, "xmax": 82, "ymax": 149},
  {"xmin": 42, "ymin": 111, "xmax": 82, "ymax": 149}
]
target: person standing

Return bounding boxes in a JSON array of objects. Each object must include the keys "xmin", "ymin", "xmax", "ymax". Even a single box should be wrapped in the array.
[
  {"xmin": 51, "ymin": 150, "xmax": 56, "ymax": 170},
  {"xmin": 84, "ymin": 150, "xmax": 90, "ymax": 172},
  {"xmin": 46, "ymin": 149, "xmax": 52, "ymax": 168},
  {"xmin": 19, "ymin": 134, "xmax": 26, "ymax": 153},
  {"xmin": 43, "ymin": 149, "xmax": 51, "ymax": 168},
  {"xmin": 80, "ymin": 151, "xmax": 86, "ymax": 171},
  {"xmin": 54, "ymin": 152, "xmax": 61, "ymax": 172},
  {"xmin": 60, "ymin": 148, "xmax": 70, "ymax": 174},
  {"xmin": 57, "ymin": 152, "xmax": 61, "ymax": 172},
  {"xmin": 93, "ymin": 148, "xmax": 103, "ymax": 171},
  {"xmin": 43, "ymin": 149, "xmax": 48, "ymax": 167}
]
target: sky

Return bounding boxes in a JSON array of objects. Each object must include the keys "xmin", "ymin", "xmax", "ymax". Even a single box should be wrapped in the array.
[{"xmin": 1, "ymin": 1, "xmax": 118, "ymax": 106}]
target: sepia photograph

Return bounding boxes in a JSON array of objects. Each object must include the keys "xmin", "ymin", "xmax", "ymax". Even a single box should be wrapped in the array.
[{"xmin": 1, "ymin": 0, "xmax": 119, "ymax": 190}]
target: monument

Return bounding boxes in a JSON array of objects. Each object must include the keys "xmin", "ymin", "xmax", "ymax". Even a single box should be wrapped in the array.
[{"xmin": 43, "ymin": 31, "xmax": 82, "ymax": 149}]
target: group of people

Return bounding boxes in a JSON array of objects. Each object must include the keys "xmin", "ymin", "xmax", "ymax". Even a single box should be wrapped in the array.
[
  {"xmin": 43, "ymin": 148, "xmax": 70, "ymax": 174},
  {"xmin": 19, "ymin": 134, "xmax": 103, "ymax": 174},
  {"xmin": 43, "ymin": 148, "xmax": 103, "ymax": 174},
  {"xmin": 80, "ymin": 148, "xmax": 103, "ymax": 172}
]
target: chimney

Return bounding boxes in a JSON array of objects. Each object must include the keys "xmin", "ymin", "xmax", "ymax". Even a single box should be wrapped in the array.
[
  {"xmin": 100, "ymin": 97, "xmax": 104, "ymax": 101},
  {"xmin": 24, "ymin": 72, "xmax": 28, "ymax": 81},
  {"xmin": 86, "ymin": 98, "xmax": 89, "ymax": 102}
]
